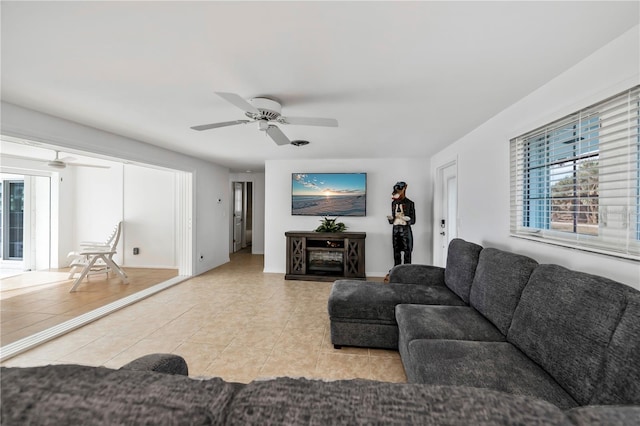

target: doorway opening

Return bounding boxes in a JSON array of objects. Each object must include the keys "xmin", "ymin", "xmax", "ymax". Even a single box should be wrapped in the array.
[
  {"xmin": 0, "ymin": 137, "xmax": 194, "ymax": 360},
  {"xmin": 232, "ymin": 181, "xmax": 253, "ymax": 253},
  {"xmin": 433, "ymin": 160, "xmax": 458, "ymax": 267}
]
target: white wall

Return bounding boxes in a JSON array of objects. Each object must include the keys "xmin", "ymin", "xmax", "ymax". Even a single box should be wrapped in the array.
[
  {"xmin": 229, "ymin": 172, "xmax": 265, "ymax": 255},
  {"xmin": 430, "ymin": 25, "xmax": 640, "ymax": 289},
  {"xmin": 122, "ymin": 164, "xmax": 176, "ymax": 267},
  {"xmin": 30, "ymin": 175, "xmax": 51, "ymax": 270},
  {"xmin": 72, "ymin": 164, "xmax": 124, "ymax": 264},
  {"xmin": 191, "ymin": 164, "xmax": 230, "ymax": 271},
  {"xmin": 264, "ymin": 158, "xmax": 431, "ymax": 277},
  {"xmin": 54, "ymin": 168, "xmax": 74, "ymax": 268},
  {"xmin": 1, "ymin": 102, "xmax": 231, "ymax": 275}
]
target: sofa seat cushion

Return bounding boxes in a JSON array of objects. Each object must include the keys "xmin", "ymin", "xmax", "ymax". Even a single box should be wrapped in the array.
[
  {"xmin": 0, "ymin": 364, "xmax": 239, "ymax": 425},
  {"xmin": 403, "ymin": 340, "xmax": 578, "ymax": 410},
  {"xmin": 226, "ymin": 377, "xmax": 570, "ymax": 425},
  {"xmin": 508, "ymin": 264, "xmax": 630, "ymax": 406},
  {"xmin": 329, "ymin": 280, "xmax": 465, "ymax": 323},
  {"xmin": 396, "ymin": 304, "xmax": 505, "ymax": 361},
  {"xmin": 396, "ymin": 304, "xmax": 505, "ymax": 343}
]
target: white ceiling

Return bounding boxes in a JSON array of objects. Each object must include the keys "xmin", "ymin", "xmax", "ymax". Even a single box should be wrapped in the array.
[{"xmin": 2, "ymin": 1, "xmax": 638, "ymax": 172}]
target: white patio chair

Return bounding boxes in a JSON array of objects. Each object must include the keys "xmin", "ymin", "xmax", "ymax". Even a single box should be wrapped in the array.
[{"xmin": 67, "ymin": 221, "xmax": 129, "ymax": 292}]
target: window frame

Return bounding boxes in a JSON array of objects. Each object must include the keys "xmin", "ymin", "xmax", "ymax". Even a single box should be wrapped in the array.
[{"xmin": 510, "ymin": 86, "xmax": 640, "ymax": 261}]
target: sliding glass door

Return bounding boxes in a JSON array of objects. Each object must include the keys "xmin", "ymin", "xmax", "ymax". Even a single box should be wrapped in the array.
[
  {"xmin": 1, "ymin": 180, "xmax": 25, "ymax": 260},
  {"xmin": 0, "ymin": 174, "xmax": 51, "ymax": 270}
]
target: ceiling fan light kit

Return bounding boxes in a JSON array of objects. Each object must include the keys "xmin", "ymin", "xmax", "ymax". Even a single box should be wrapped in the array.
[{"xmin": 191, "ymin": 92, "xmax": 338, "ymax": 146}]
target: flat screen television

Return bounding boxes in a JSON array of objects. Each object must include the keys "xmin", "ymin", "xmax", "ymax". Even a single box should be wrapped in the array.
[{"xmin": 292, "ymin": 173, "xmax": 366, "ymax": 216}]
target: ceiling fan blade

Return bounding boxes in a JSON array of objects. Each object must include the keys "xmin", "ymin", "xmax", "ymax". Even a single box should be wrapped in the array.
[
  {"xmin": 215, "ymin": 92, "xmax": 260, "ymax": 114},
  {"xmin": 2, "ymin": 153, "xmax": 109, "ymax": 169},
  {"xmin": 1, "ymin": 153, "xmax": 49, "ymax": 163},
  {"xmin": 190, "ymin": 120, "xmax": 251, "ymax": 131},
  {"xmin": 265, "ymin": 125, "xmax": 291, "ymax": 146},
  {"xmin": 67, "ymin": 163, "xmax": 110, "ymax": 169},
  {"xmin": 281, "ymin": 116, "xmax": 339, "ymax": 127}
]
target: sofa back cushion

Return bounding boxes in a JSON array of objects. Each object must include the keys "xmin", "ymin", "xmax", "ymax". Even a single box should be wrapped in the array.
[
  {"xmin": 227, "ymin": 377, "xmax": 570, "ymax": 425},
  {"xmin": 507, "ymin": 264, "xmax": 629, "ymax": 405},
  {"xmin": 590, "ymin": 289, "xmax": 640, "ymax": 405},
  {"xmin": 444, "ymin": 239, "xmax": 483, "ymax": 304},
  {"xmin": 469, "ymin": 248, "xmax": 538, "ymax": 335}
]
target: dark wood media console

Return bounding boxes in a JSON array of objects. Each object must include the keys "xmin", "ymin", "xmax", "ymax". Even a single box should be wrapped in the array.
[{"xmin": 285, "ymin": 231, "xmax": 366, "ymax": 281}]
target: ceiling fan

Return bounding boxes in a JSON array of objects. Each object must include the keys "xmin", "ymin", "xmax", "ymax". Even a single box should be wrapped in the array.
[
  {"xmin": 191, "ymin": 92, "xmax": 338, "ymax": 145},
  {"xmin": 4, "ymin": 150, "xmax": 110, "ymax": 169}
]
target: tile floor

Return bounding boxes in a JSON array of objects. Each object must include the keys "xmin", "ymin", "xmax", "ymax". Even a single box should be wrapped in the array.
[{"xmin": 1, "ymin": 251, "xmax": 407, "ymax": 384}]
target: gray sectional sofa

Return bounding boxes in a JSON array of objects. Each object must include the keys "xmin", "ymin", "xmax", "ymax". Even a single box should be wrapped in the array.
[
  {"xmin": 328, "ymin": 239, "xmax": 640, "ymax": 410},
  {"xmin": 3, "ymin": 353, "xmax": 640, "ymax": 425},
  {"xmin": 2, "ymin": 239, "xmax": 637, "ymax": 424}
]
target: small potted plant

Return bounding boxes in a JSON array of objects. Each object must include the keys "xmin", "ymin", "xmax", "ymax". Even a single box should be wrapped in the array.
[{"xmin": 315, "ymin": 217, "xmax": 347, "ymax": 233}]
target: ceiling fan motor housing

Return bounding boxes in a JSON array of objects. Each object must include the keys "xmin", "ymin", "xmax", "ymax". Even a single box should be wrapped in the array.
[
  {"xmin": 47, "ymin": 160, "xmax": 66, "ymax": 169},
  {"xmin": 190, "ymin": 92, "xmax": 337, "ymax": 145},
  {"xmin": 247, "ymin": 97, "xmax": 282, "ymax": 121}
]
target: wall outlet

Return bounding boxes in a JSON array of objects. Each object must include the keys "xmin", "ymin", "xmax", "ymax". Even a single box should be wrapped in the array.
[{"xmin": 133, "ymin": 247, "xmax": 140, "ymax": 255}]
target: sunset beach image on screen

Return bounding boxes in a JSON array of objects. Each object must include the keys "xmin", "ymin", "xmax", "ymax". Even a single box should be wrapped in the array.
[{"xmin": 292, "ymin": 173, "xmax": 366, "ymax": 216}]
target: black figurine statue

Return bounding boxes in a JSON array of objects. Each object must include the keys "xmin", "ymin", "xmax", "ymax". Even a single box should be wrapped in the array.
[{"xmin": 387, "ymin": 181, "xmax": 415, "ymax": 267}]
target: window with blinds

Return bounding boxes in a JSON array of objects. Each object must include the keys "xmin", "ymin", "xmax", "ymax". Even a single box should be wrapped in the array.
[{"xmin": 510, "ymin": 86, "xmax": 640, "ymax": 260}]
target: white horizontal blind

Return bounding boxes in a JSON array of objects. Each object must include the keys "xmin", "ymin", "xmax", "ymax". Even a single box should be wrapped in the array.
[{"xmin": 510, "ymin": 86, "xmax": 640, "ymax": 260}]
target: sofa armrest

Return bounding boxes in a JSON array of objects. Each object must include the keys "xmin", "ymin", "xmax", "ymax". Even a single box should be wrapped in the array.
[
  {"xmin": 389, "ymin": 264, "xmax": 446, "ymax": 285},
  {"xmin": 119, "ymin": 353, "xmax": 189, "ymax": 376}
]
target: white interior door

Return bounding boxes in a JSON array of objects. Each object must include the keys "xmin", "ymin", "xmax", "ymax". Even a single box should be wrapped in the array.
[{"xmin": 434, "ymin": 161, "xmax": 457, "ymax": 267}]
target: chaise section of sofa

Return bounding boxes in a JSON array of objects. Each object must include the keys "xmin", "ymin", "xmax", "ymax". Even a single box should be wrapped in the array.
[
  {"xmin": 328, "ymin": 238, "xmax": 482, "ymax": 349},
  {"xmin": 328, "ymin": 280, "xmax": 466, "ymax": 349}
]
